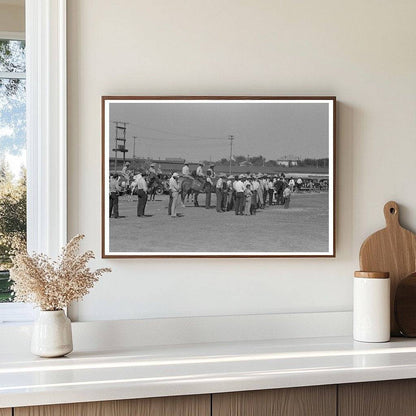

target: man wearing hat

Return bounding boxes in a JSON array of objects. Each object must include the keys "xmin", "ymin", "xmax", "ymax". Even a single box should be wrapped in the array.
[
  {"xmin": 148, "ymin": 163, "xmax": 156, "ymax": 175},
  {"xmin": 243, "ymin": 174, "xmax": 250, "ymax": 190},
  {"xmin": 289, "ymin": 177, "xmax": 295, "ymax": 193},
  {"xmin": 257, "ymin": 174, "xmax": 264, "ymax": 209},
  {"xmin": 267, "ymin": 176, "xmax": 274, "ymax": 206},
  {"xmin": 215, "ymin": 173, "xmax": 226, "ymax": 212},
  {"xmin": 169, "ymin": 172, "xmax": 181, "ymax": 218},
  {"xmin": 234, "ymin": 174, "xmax": 245, "ymax": 215},
  {"xmin": 207, "ymin": 163, "xmax": 215, "ymax": 179},
  {"xmin": 226, "ymin": 175, "xmax": 234, "ymax": 211},
  {"xmin": 283, "ymin": 182, "xmax": 291, "ymax": 209},
  {"xmin": 109, "ymin": 173, "xmax": 121, "ymax": 218},
  {"xmin": 121, "ymin": 161, "xmax": 130, "ymax": 176},
  {"xmin": 296, "ymin": 177, "xmax": 303, "ymax": 192},
  {"xmin": 182, "ymin": 162, "xmax": 190, "ymax": 176},
  {"xmin": 251, "ymin": 175, "xmax": 259, "ymax": 214},
  {"xmin": 196, "ymin": 163, "xmax": 204, "ymax": 178},
  {"xmin": 136, "ymin": 169, "xmax": 148, "ymax": 217},
  {"xmin": 262, "ymin": 176, "xmax": 269, "ymax": 207},
  {"xmin": 120, "ymin": 161, "xmax": 131, "ymax": 188},
  {"xmin": 204, "ymin": 165, "xmax": 214, "ymax": 209},
  {"xmin": 275, "ymin": 176, "xmax": 285, "ymax": 205}
]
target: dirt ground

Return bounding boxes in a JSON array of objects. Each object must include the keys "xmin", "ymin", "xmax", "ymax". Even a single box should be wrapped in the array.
[
  {"xmin": 109, "ymin": 192, "xmax": 329, "ymax": 253},
  {"xmin": 110, "ymin": 193, "xmax": 328, "ymax": 253}
]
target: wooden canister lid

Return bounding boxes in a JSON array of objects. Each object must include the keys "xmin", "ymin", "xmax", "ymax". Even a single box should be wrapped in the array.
[{"xmin": 354, "ymin": 271, "xmax": 390, "ymax": 279}]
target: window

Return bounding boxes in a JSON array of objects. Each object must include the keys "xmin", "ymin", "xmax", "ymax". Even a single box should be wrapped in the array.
[
  {"xmin": 0, "ymin": 0, "xmax": 67, "ymax": 324},
  {"xmin": 0, "ymin": 34, "xmax": 26, "ymax": 307}
]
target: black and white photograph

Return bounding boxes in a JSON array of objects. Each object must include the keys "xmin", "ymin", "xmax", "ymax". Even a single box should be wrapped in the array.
[{"xmin": 102, "ymin": 97, "xmax": 335, "ymax": 257}]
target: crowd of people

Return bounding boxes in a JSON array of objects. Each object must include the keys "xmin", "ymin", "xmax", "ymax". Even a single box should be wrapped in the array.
[
  {"xmin": 109, "ymin": 161, "xmax": 325, "ymax": 219},
  {"xmin": 109, "ymin": 163, "xmax": 151, "ymax": 219},
  {"xmin": 165, "ymin": 162, "xmax": 295, "ymax": 218}
]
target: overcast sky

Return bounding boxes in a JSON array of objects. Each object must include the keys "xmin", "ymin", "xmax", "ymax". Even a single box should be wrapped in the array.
[{"xmin": 108, "ymin": 101, "xmax": 329, "ymax": 162}]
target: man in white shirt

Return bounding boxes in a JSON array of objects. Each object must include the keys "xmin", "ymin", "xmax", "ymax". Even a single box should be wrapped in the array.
[
  {"xmin": 289, "ymin": 178, "xmax": 295, "ymax": 192},
  {"xmin": 296, "ymin": 177, "xmax": 303, "ymax": 192},
  {"xmin": 267, "ymin": 177, "xmax": 274, "ymax": 206},
  {"xmin": 196, "ymin": 163, "xmax": 204, "ymax": 177},
  {"xmin": 136, "ymin": 171, "xmax": 148, "ymax": 217},
  {"xmin": 121, "ymin": 162, "xmax": 131, "ymax": 185},
  {"xmin": 169, "ymin": 172, "xmax": 181, "ymax": 217},
  {"xmin": 182, "ymin": 163, "xmax": 190, "ymax": 176},
  {"xmin": 109, "ymin": 174, "xmax": 121, "ymax": 218},
  {"xmin": 256, "ymin": 174, "xmax": 264, "ymax": 209},
  {"xmin": 234, "ymin": 175, "xmax": 245, "ymax": 215},
  {"xmin": 215, "ymin": 174, "xmax": 225, "ymax": 212},
  {"xmin": 262, "ymin": 177, "xmax": 268, "ymax": 207},
  {"xmin": 251, "ymin": 176, "xmax": 260, "ymax": 213},
  {"xmin": 226, "ymin": 175, "xmax": 234, "ymax": 211},
  {"xmin": 148, "ymin": 163, "xmax": 156, "ymax": 175},
  {"xmin": 205, "ymin": 170, "xmax": 213, "ymax": 209},
  {"xmin": 207, "ymin": 164, "xmax": 215, "ymax": 179}
]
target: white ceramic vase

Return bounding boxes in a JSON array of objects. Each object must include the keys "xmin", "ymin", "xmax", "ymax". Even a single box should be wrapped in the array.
[{"xmin": 31, "ymin": 310, "xmax": 73, "ymax": 357}]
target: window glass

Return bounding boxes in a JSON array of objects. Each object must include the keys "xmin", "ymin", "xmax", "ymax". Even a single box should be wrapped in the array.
[
  {"xmin": 0, "ymin": 38, "xmax": 26, "ymax": 303},
  {"xmin": 0, "ymin": 39, "xmax": 26, "ymax": 73}
]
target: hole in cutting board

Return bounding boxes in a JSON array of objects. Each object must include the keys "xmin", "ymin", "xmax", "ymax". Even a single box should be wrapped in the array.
[{"xmin": 390, "ymin": 207, "xmax": 396, "ymax": 214}]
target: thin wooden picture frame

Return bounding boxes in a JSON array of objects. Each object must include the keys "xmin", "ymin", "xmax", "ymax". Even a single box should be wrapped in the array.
[{"xmin": 102, "ymin": 96, "xmax": 336, "ymax": 258}]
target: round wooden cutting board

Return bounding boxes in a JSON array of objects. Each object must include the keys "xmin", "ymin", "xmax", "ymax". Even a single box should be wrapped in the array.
[{"xmin": 359, "ymin": 201, "xmax": 416, "ymax": 336}]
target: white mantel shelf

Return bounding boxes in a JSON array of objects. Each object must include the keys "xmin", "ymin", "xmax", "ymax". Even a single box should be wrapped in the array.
[{"xmin": 3, "ymin": 336, "xmax": 416, "ymax": 408}]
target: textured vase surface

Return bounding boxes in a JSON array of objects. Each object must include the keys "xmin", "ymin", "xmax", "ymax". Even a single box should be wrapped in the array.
[{"xmin": 31, "ymin": 310, "xmax": 73, "ymax": 357}]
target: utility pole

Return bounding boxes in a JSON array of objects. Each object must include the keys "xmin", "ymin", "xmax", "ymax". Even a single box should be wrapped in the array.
[
  {"xmin": 133, "ymin": 136, "xmax": 137, "ymax": 159},
  {"xmin": 228, "ymin": 135, "xmax": 234, "ymax": 175},
  {"xmin": 112, "ymin": 122, "xmax": 128, "ymax": 173}
]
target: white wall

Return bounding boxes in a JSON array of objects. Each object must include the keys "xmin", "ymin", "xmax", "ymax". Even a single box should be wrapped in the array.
[
  {"xmin": 67, "ymin": 0, "xmax": 416, "ymax": 322},
  {"xmin": 0, "ymin": 3, "xmax": 24, "ymax": 33}
]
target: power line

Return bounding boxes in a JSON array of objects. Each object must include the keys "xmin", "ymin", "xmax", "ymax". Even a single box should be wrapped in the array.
[
  {"xmin": 128, "ymin": 135, "xmax": 226, "ymax": 142},
  {"xmin": 119, "ymin": 121, "xmax": 225, "ymax": 141}
]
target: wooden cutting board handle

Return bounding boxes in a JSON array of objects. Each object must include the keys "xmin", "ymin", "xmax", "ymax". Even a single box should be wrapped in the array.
[
  {"xmin": 359, "ymin": 201, "xmax": 416, "ymax": 336},
  {"xmin": 383, "ymin": 201, "xmax": 400, "ymax": 228}
]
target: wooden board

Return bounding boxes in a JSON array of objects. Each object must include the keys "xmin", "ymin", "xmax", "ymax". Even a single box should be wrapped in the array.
[
  {"xmin": 359, "ymin": 201, "xmax": 416, "ymax": 335},
  {"xmin": 338, "ymin": 380, "xmax": 416, "ymax": 416},
  {"xmin": 15, "ymin": 395, "xmax": 210, "ymax": 416},
  {"xmin": 395, "ymin": 272, "xmax": 416, "ymax": 336},
  {"xmin": 0, "ymin": 409, "xmax": 12, "ymax": 416},
  {"xmin": 212, "ymin": 386, "xmax": 336, "ymax": 416}
]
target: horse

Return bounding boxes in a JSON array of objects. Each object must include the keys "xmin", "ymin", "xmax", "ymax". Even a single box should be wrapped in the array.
[
  {"xmin": 180, "ymin": 175, "xmax": 206, "ymax": 207},
  {"xmin": 147, "ymin": 173, "xmax": 162, "ymax": 201}
]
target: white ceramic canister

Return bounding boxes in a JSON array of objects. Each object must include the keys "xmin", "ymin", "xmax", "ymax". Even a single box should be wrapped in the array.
[
  {"xmin": 353, "ymin": 271, "xmax": 390, "ymax": 343},
  {"xmin": 31, "ymin": 310, "xmax": 73, "ymax": 357}
]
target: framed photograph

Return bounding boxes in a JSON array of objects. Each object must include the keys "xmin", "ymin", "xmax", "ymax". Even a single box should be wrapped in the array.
[{"xmin": 102, "ymin": 96, "xmax": 336, "ymax": 258}]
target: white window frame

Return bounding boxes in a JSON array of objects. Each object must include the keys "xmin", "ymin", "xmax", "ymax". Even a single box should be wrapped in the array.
[
  {"xmin": 0, "ymin": 0, "xmax": 67, "ymax": 323},
  {"xmin": 0, "ymin": 31, "xmax": 29, "ymax": 322}
]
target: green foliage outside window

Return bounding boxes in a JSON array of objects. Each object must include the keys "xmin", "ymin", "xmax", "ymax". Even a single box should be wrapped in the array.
[
  {"xmin": 0, "ymin": 38, "xmax": 26, "ymax": 302},
  {"xmin": 0, "ymin": 162, "xmax": 26, "ymax": 302}
]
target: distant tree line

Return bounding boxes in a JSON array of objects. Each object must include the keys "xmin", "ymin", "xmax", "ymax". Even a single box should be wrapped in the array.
[
  {"xmin": 0, "ymin": 160, "xmax": 26, "ymax": 302},
  {"xmin": 209, "ymin": 156, "xmax": 329, "ymax": 168},
  {"xmin": 297, "ymin": 158, "xmax": 329, "ymax": 168},
  {"xmin": 0, "ymin": 159, "xmax": 26, "ymax": 269}
]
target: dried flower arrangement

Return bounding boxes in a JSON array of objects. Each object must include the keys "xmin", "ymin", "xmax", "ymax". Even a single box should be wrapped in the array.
[{"xmin": 10, "ymin": 234, "xmax": 111, "ymax": 311}]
